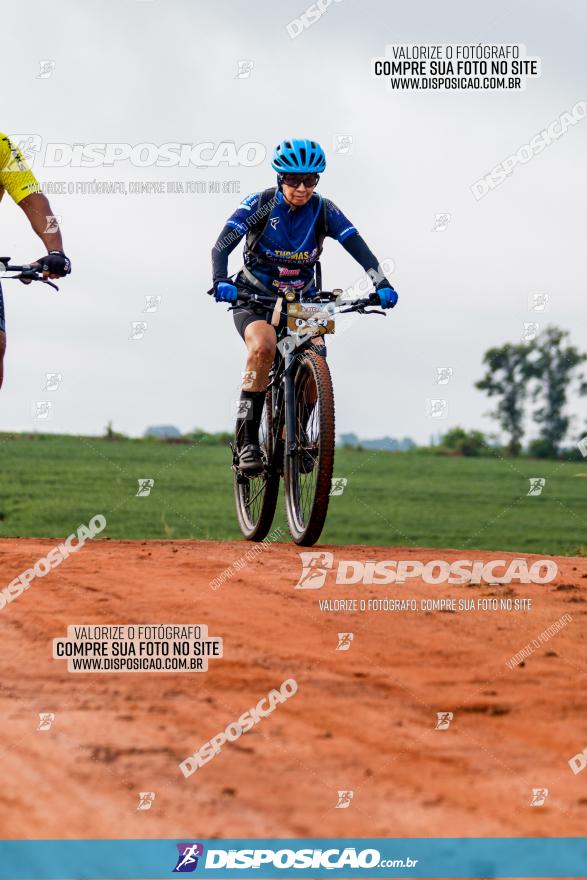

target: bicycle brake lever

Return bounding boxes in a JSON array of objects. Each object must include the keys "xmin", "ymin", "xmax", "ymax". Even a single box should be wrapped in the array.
[{"xmin": 338, "ymin": 305, "xmax": 386, "ymax": 316}]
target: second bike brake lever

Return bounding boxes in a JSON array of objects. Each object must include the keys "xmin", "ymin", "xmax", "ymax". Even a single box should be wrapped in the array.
[
  {"xmin": 41, "ymin": 278, "xmax": 59, "ymax": 291},
  {"xmin": 19, "ymin": 271, "xmax": 59, "ymax": 291}
]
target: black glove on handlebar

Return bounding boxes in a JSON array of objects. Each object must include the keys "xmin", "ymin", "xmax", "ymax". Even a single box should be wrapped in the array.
[{"xmin": 36, "ymin": 251, "xmax": 72, "ymax": 277}]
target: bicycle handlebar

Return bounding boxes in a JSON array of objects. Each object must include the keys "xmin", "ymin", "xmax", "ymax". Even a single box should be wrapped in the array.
[
  {"xmin": 0, "ymin": 258, "xmax": 60, "ymax": 291},
  {"xmin": 215, "ymin": 285, "xmax": 385, "ymax": 316}
]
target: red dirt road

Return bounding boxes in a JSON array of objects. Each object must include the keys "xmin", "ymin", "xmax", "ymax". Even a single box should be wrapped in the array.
[{"xmin": 0, "ymin": 537, "xmax": 586, "ymax": 845}]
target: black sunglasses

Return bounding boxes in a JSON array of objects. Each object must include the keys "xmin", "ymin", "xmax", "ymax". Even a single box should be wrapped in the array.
[{"xmin": 280, "ymin": 173, "xmax": 319, "ymax": 189}]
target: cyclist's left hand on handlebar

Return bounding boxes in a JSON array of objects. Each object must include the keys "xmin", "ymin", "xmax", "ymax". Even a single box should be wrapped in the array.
[
  {"xmin": 214, "ymin": 281, "xmax": 238, "ymax": 303},
  {"xmin": 377, "ymin": 286, "xmax": 398, "ymax": 309},
  {"xmin": 34, "ymin": 250, "xmax": 72, "ymax": 279}
]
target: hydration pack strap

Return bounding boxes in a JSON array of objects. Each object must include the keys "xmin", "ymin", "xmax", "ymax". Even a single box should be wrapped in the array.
[{"xmin": 315, "ymin": 260, "xmax": 322, "ymax": 292}]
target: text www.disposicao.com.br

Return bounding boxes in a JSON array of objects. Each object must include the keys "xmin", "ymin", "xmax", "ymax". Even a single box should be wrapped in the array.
[{"xmin": 70, "ymin": 657, "xmax": 200, "ymax": 671}]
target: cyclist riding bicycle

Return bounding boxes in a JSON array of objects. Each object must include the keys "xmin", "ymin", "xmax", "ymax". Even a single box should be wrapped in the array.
[
  {"xmin": 210, "ymin": 137, "xmax": 398, "ymax": 475},
  {"xmin": 0, "ymin": 133, "xmax": 71, "ymax": 389}
]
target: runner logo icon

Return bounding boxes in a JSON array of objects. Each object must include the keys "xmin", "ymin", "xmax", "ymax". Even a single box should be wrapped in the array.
[
  {"xmin": 530, "ymin": 788, "xmax": 548, "ymax": 807},
  {"xmin": 336, "ymin": 790, "xmax": 354, "ymax": 809},
  {"xmin": 173, "ymin": 843, "xmax": 204, "ymax": 872},
  {"xmin": 136, "ymin": 479, "xmax": 155, "ymax": 497},
  {"xmin": 137, "ymin": 791, "xmax": 155, "ymax": 811},
  {"xmin": 295, "ymin": 552, "xmax": 334, "ymax": 589},
  {"xmin": 336, "ymin": 632, "xmax": 353, "ymax": 651},
  {"xmin": 37, "ymin": 712, "xmax": 55, "ymax": 731},
  {"xmin": 435, "ymin": 711, "xmax": 453, "ymax": 730}
]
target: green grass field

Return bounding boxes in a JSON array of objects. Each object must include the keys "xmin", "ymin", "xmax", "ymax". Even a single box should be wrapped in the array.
[{"xmin": 1, "ymin": 434, "xmax": 586, "ymax": 555}]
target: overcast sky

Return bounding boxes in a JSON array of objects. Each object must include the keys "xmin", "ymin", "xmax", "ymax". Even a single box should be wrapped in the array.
[{"xmin": 1, "ymin": 0, "xmax": 585, "ymax": 445}]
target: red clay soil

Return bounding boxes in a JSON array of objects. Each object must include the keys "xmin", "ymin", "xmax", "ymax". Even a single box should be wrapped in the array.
[{"xmin": 0, "ymin": 538, "xmax": 586, "ymax": 855}]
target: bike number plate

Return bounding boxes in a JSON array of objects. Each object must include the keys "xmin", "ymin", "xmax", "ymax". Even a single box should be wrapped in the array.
[{"xmin": 286, "ymin": 303, "xmax": 335, "ymax": 336}]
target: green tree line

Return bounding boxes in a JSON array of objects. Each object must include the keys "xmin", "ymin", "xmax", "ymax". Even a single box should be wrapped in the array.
[{"xmin": 475, "ymin": 325, "xmax": 587, "ymax": 457}]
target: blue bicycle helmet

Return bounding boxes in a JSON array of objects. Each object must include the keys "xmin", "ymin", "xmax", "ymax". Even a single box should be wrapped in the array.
[{"xmin": 271, "ymin": 138, "xmax": 326, "ymax": 174}]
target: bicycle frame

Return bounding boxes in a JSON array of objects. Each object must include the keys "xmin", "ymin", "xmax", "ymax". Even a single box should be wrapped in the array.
[
  {"xmin": 226, "ymin": 283, "xmax": 388, "ymax": 544},
  {"xmin": 228, "ymin": 285, "xmax": 385, "ymax": 470},
  {"xmin": 268, "ymin": 343, "xmax": 303, "ymax": 460},
  {"xmin": 284, "ymin": 351, "xmax": 296, "ymax": 457},
  {"xmin": 264, "ymin": 329, "xmax": 319, "ymax": 463}
]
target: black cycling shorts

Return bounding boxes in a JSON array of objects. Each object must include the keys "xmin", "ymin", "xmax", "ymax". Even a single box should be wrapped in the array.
[
  {"xmin": 231, "ymin": 278, "xmax": 288, "ymax": 339},
  {"xmin": 232, "ymin": 298, "xmax": 282, "ymax": 340}
]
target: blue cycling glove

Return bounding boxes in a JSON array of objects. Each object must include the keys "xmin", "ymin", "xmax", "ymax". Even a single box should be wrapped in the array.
[
  {"xmin": 215, "ymin": 281, "xmax": 238, "ymax": 303},
  {"xmin": 377, "ymin": 286, "xmax": 398, "ymax": 309}
]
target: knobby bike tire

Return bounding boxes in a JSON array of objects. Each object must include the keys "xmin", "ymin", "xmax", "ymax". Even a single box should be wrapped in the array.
[
  {"xmin": 233, "ymin": 386, "xmax": 281, "ymax": 541},
  {"xmin": 284, "ymin": 347, "xmax": 335, "ymax": 545}
]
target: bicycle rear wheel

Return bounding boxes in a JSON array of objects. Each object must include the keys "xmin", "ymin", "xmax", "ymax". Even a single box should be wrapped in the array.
[
  {"xmin": 284, "ymin": 347, "xmax": 335, "ymax": 545},
  {"xmin": 233, "ymin": 386, "xmax": 280, "ymax": 541}
]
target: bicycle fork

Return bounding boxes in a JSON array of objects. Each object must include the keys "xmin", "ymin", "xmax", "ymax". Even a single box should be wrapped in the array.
[{"xmin": 283, "ymin": 350, "xmax": 297, "ymax": 457}]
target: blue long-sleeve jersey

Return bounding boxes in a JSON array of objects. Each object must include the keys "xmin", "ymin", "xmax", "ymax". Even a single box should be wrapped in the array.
[{"xmin": 212, "ymin": 188, "xmax": 389, "ymax": 294}]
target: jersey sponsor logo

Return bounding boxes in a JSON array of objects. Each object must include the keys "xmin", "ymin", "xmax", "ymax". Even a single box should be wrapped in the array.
[
  {"xmin": 239, "ymin": 191, "xmax": 259, "ymax": 210},
  {"xmin": 272, "ymin": 247, "xmax": 319, "ymax": 261},
  {"xmin": 278, "ymin": 266, "xmax": 300, "ymax": 276},
  {"xmin": 271, "ymin": 278, "xmax": 307, "ymax": 291}
]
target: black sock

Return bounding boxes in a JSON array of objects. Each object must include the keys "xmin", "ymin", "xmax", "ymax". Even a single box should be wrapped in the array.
[{"xmin": 239, "ymin": 390, "xmax": 266, "ymax": 446}]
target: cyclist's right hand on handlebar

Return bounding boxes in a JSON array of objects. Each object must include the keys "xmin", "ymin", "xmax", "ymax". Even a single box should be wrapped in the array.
[{"xmin": 214, "ymin": 281, "xmax": 238, "ymax": 303}]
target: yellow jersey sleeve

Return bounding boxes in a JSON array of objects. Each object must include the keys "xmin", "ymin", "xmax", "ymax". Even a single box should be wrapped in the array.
[{"xmin": 0, "ymin": 133, "xmax": 39, "ymax": 204}]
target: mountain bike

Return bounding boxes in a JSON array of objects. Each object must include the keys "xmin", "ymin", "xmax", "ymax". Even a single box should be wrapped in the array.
[{"xmin": 226, "ymin": 286, "xmax": 386, "ymax": 546}]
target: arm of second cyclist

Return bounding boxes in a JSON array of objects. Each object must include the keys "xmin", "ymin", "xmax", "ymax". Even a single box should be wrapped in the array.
[
  {"xmin": 340, "ymin": 232, "xmax": 398, "ymax": 309},
  {"xmin": 211, "ymin": 223, "xmax": 246, "ymax": 302},
  {"xmin": 18, "ymin": 193, "xmax": 71, "ymax": 279}
]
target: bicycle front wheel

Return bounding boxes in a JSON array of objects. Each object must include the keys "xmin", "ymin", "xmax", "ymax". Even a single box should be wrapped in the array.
[
  {"xmin": 233, "ymin": 386, "xmax": 280, "ymax": 541},
  {"xmin": 284, "ymin": 347, "xmax": 335, "ymax": 545}
]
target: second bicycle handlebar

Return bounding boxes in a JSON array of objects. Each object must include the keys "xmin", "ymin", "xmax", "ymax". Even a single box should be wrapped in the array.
[{"xmin": 0, "ymin": 259, "xmax": 60, "ymax": 290}]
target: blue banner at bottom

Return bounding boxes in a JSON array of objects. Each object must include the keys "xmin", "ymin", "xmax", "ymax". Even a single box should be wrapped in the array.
[{"xmin": 0, "ymin": 838, "xmax": 586, "ymax": 879}]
